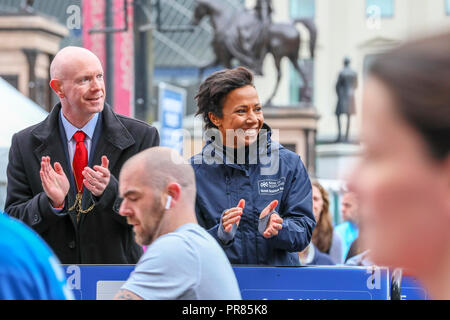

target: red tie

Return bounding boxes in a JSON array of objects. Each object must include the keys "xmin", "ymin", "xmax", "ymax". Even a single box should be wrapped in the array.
[{"xmin": 73, "ymin": 131, "xmax": 88, "ymax": 193}]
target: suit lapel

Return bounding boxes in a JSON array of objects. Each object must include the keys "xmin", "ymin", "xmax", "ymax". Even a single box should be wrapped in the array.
[
  {"xmin": 32, "ymin": 103, "xmax": 76, "ymax": 194},
  {"xmin": 32, "ymin": 103, "xmax": 78, "ymax": 227},
  {"xmin": 90, "ymin": 103, "xmax": 135, "ymax": 174}
]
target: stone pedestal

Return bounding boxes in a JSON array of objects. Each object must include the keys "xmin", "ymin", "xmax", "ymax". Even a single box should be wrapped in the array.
[
  {"xmin": 316, "ymin": 143, "xmax": 362, "ymax": 180},
  {"xmin": 263, "ymin": 106, "xmax": 320, "ymax": 175},
  {"xmin": 0, "ymin": 13, "xmax": 68, "ymax": 111}
]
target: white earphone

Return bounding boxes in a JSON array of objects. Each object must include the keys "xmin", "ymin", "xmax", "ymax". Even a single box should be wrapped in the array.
[{"xmin": 165, "ymin": 195, "xmax": 172, "ymax": 210}]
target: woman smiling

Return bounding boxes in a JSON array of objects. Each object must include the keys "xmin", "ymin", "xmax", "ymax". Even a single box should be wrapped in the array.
[{"xmin": 190, "ymin": 67, "xmax": 315, "ymax": 266}]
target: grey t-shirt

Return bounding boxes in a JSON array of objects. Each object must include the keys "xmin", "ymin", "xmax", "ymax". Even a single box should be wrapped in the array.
[{"xmin": 121, "ymin": 223, "xmax": 242, "ymax": 300}]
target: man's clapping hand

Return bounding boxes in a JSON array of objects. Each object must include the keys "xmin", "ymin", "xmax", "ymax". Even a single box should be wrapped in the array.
[{"xmin": 82, "ymin": 155, "xmax": 111, "ymax": 197}]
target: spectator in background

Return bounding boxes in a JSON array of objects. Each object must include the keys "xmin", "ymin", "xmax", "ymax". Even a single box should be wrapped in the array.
[
  {"xmin": 344, "ymin": 215, "xmax": 371, "ymax": 265},
  {"xmin": 334, "ymin": 191, "xmax": 359, "ymax": 262},
  {"xmin": 349, "ymin": 32, "xmax": 450, "ymax": 299},
  {"xmin": 115, "ymin": 147, "xmax": 241, "ymax": 300},
  {"xmin": 0, "ymin": 212, "xmax": 72, "ymax": 300},
  {"xmin": 309, "ymin": 180, "xmax": 343, "ymax": 264},
  {"xmin": 345, "ymin": 222, "xmax": 370, "ymax": 262}
]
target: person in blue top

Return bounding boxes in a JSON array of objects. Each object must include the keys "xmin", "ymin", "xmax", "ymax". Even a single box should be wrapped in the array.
[
  {"xmin": 190, "ymin": 67, "xmax": 315, "ymax": 266},
  {"xmin": 334, "ymin": 191, "xmax": 359, "ymax": 262},
  {"xmin": 0, "ymin": 212, "xmax": 73, "ymax": 300}
]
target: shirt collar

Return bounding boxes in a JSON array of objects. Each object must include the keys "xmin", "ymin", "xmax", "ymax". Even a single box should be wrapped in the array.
[{"xmin": 60, "ymin": 109, "xmax": 99, "ymax": 142}]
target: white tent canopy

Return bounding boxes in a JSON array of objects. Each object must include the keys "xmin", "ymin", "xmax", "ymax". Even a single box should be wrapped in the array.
[
  {"xmin": 0, "ymin": 77, "xmax": 48, "ymax": 210},
  {"xmin": 0, "ymin": 77, "xmax": 48, "ymax": 148}
]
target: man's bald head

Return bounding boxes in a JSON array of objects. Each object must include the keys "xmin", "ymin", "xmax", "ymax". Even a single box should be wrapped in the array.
[
  {"xmin": 121, "ymin": 147, "xmax": 196, "ymax": 205},
  {"xmin": 50, "ymin": 46, "xmax": 103, "ymax": 80}
]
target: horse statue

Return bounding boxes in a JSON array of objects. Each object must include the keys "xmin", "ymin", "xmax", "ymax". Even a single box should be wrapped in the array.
[{"xmin": 191, "ymin": 0, "xmax": 317, "ymax": 105}]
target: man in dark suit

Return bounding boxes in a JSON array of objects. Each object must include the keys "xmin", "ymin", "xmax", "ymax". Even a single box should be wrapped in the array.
[{"xmin": 5, "ymin": 46, "xmax": 159, "ymax": 264}]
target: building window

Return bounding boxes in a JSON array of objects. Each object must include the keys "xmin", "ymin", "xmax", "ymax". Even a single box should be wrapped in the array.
[
  {"xmin": 366, "ymin": 0, "xmax": 394, "ymax": 18},
  {"xmin": 446, "ymin": 0, "xmax": 450, "ymax": 15},
  {"xmin": 289, "ymin": 0, "xmax": 315, "ymax": 19}
]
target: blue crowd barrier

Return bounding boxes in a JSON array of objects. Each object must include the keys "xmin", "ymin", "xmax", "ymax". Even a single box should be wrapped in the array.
[
  {"xmin": 60, "ymin": 265, "xmax": 430, "ymax": 300},
  {"xmin": 234, "ymin": 266, "xmax": 390, "ymax": 300},
  {"xmin": 399, "ymin": 276, "xmax": 429, "ymax": 300}
]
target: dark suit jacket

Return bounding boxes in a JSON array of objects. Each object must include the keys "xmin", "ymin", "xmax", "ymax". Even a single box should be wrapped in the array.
[{"xmin": 5, "ymin": 103, "xmax": 159, "ymax": 264}]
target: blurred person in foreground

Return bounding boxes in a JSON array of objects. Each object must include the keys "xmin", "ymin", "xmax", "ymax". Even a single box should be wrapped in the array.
[
  {"xmin": 334, "ymin": 191, "xmax": 359, "ymax": 262},
  {"xmin": 349, "ymin": 32, "xmax": 450, "ymax": 299},
  {"xmin": 298, "ymin": 180, "xmax": 342, "ymax": 265},
  {"xmin": 190, "ymin": 67, "xmax": 315, "ymax": 265},
  {"xmin": 115, "ymin": 147, "xmax": 241, "ymax": 300},
  {"xmin": 0, "ymin": 212, "xmax": 72, "ymax": 300}
]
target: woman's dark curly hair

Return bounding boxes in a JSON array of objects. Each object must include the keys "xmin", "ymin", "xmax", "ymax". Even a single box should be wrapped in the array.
[{"xmin": 195, "ymin": 67, "xmax": 254, "ymax": 129}]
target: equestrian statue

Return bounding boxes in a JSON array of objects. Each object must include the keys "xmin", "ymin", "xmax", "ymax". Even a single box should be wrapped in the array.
[{"xmin": 192, "ymin": 0, "xmax": 317, "ymax": 105}]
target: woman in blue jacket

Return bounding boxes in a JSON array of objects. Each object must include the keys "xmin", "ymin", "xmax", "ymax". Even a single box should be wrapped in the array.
[{"xmin": 190, "ymin": 67, "xmax": 315, "ymax": 265}]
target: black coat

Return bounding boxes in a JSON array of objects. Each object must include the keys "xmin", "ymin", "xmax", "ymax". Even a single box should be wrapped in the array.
[{"xmin": 5, "ymin": 103, "xmax": 159, "ymax": 264}]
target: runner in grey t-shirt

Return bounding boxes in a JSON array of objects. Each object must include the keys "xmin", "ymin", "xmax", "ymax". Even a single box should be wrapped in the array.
[
  {"xmin": 114, "ymin": 147, "xmax": 241, "ymax": 300},
  {"xmin": 122, "ymin": 223, "xmax": 241, "ymax": 300}
]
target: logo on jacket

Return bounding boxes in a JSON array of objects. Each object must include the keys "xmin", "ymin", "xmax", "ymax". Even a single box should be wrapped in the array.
[{"xmin": 258, "ymin": 178, "xmax": 285, "ymax": 195}]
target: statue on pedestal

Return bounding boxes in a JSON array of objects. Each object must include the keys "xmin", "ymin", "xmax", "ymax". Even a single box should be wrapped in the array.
[
  {"xmin": 192, "ymin": 0, "xmax": 316, "ymax": 105},
  {"xmin": 335, "ymin": 57, "xmax": 358, "ymax": 142}
]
